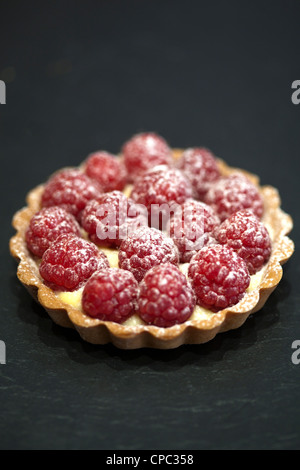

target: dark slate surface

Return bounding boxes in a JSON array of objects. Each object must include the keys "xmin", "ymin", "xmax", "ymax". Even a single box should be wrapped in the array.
[{"xmin": 1, "ymin": 0, "xmax": 299, "ymax": 450}]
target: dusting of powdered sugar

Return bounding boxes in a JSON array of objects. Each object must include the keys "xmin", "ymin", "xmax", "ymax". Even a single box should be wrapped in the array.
[{"xmin": 16, "ymin": 161, "xmax": 294, "ymax": 338}]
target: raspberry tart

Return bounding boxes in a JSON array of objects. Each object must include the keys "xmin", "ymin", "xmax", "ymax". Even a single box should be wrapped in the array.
[{"xmin": 10, "ymin": 133, "xmax": 294, "ymax": 349}]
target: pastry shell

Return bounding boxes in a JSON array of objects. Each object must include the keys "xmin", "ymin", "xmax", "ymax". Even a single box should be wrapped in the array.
[{"xmin": 9, "ymin": 151, "xmax": 294, "ymax": 349}]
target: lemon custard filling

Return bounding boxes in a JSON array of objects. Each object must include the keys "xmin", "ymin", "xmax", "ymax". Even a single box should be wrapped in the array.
[{"xmin": 57, "ymin": 251, "xmax": 266, "ymax": 326}]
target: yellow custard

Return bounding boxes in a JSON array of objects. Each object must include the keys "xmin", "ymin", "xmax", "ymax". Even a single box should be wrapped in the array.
[
  {"xmin": 59, "ymin": 287, "xmax": 84, "ymax": 311},
  {"xmin": 57, "ymin": 246, "xmax": 265, "ymax": 326}
]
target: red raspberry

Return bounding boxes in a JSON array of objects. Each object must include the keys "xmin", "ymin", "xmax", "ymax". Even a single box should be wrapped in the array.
[
  {"xmin": 41, "ymin": 168, "xmax": 102, "ymax": 221},
  {"xmin": 82, "ymin": 268, "xmax": 139, "ymax": 323},
  {"xmin": 81, "ymin": 191, "xmax": 146, "ymax": 247},
  {"xmin": 215, "ymin": 209, "xmax": 272, "ymax": 275},
  {"xmin": 204, "ymin": 173, "xmax": 264, "ymax": 221},
  {"xmin": 39, "ymin": 233, "xmax": 109, "ymax": 291},
  {"xmin": 138, "ymin": 263, "xmax": 196, "ymax": 327},
  {"xmin": 188, "ymin": 244, "xmax": 250, "ymax": 312},
  {"xmin": 84, "ymin": 151, "xmax": 127, "ymax": 192},
  {"xmin": 25, "ymin": 206, "xmax": 81, "ymax": 258},
  {"xmin": 122, "ymin": 132, "xmax": 173, "ymax": 180},
  {"xmin": 169, "ymin": 199, "xmax": 220, "ymax": 263},
  {"xmin": 130, "ymin": 165, "xmax": 192, "ymax": 229},
  {"xmin": 177, "ymin": 147, "xmax": 221, "ymax": 200},
  {"xmin": 118, "ymin": 226, "xmax": 179, "ymax": 282}
]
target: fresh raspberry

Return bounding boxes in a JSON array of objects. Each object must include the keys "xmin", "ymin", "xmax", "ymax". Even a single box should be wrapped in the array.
[
  {"xmin": 138, "ymin": 263, "xmax": 196, "ymax": 327},
  {"xmin": 118, "ymin": 226, "xmax": 179, "ymax": 282},
  {"xmin": 169, "ymin": 199, "xmax": 220, "ymax": 263},
  {"xmin": 122, "ymin": 132, "xmax": 173, "ymax": 180},
  {"xmin": 39, "ymin": 233, "xmax": 109, "ymax": 291},
  {"xmin": 25, "ymin": 206, "xmax": 81, "ymax": 258},
  {"xmin": 84, "ymin": 151, "xmax": 127, "ymax": 192},
  {"xmin": 177, "ymin": 147, "xmax": 221, "ymax": 200},
  {"xmin": 204, "ymin": 173, "xmax": 264, "ymax": 221},
  {"xmin": 214, "ymin": 209, "xmax": 272, "ymax": 274},
  {"xmin": 188, "ymin": 244, "xmax": 250, "ymax": 312},
  {"xmin": 82, "ymin": 268, "xmax": 139, "ymax": 323},
  {"xmin": 130, "ymin": 165, "xmax": 192, "ymax": 229},
  {"xmin": 41, "ymin": 168, "xmax": 102, "ymax": 222},
  {"xmin": 81, "ymin": 191, "xmax": 147, "ymax": 247}
]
